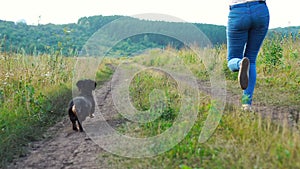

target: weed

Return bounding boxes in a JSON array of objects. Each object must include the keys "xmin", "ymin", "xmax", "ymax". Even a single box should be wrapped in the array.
[{"xmin": 259, "ymin": 36, "xmax": 283, "ymax": 73}]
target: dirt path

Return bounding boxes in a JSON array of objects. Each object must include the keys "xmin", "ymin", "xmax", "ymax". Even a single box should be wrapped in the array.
[
  {"xmin": 7, "ymin": 80, "xmax": 119, "ymax": 169},
  {"xmin": 197, "ymin": 80, "xmax": 299, "ymax": 128},
  {"xmin": 7, "ymin": 71, "xmax": 299, "ymax": 169}
]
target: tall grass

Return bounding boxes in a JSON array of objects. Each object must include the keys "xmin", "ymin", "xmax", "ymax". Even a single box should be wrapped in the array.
[
  {"xmin": 103, "ymin": 35, "xmax": 300, "ymax": 168},
  {"xmin": 1, "ymin": 33, "xmax": 299, "ymax": 168},
  {"xmin": 0, "ymin": 52, "xmax": 118, "ymax": 167},
  {"xmin": 255, "ymin": 35, "xmax": 300, "ymax": 107},
  {"xmin": 0, "ymin": 53, "xmax": 75, "ymax": 167}
]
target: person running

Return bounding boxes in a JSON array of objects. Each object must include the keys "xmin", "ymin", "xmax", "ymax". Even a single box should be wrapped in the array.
[{"xmin": 227, "ymin": 0, "xmax": 270, "ymax": 111}]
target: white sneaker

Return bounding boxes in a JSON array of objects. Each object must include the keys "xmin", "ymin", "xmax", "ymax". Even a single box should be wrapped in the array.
[
  {"xmin": 241, "ymin": 104, "xmax": 252, "ymax": 112},
  {"xmin": 238, "ymin": 57, "xmax": 250, "ymax": 90}
]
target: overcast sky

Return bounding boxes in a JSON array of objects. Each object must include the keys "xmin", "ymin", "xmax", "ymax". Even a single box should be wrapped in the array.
[{"xmin": 0, "ymin": 0, "xmax": 299, "ymax": 28}]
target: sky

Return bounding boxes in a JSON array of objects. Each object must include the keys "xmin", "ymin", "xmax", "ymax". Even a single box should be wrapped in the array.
[{"xmin": 0, "ymin": 0, "xmax": 299, "ymax": 29}]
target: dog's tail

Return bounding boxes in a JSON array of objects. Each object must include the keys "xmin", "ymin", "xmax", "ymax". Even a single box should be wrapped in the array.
[
  {"xmin": 68, "ymin": 101, "xmax": 78, "ymax": 123},
  {"xmin": 71, "ymin": 104, "xmax": 77, "ymax": 116}
]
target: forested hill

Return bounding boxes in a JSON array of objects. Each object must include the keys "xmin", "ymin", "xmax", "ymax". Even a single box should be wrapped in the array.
[
  {"xmin": 0, "ymin": 15, "xmax": 298, "ymax": 56},
  {"xmin": 0, "ymin": 15, "xmax": 226, "ymax": 56}
]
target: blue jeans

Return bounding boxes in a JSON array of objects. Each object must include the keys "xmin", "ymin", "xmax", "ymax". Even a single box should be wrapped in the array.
[{"xmin": 227, "ymin": 1, "xmax": 269, "ymax": 105}]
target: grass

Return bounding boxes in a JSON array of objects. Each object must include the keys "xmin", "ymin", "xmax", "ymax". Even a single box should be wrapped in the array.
[
  {"xmin": 96, "ymin": 57, "xmax": 119, "ymax": 85},
  {"xmin": 0, "ymin": 53, "xmax": 117, "ymax": 168},
  {"xmin": 0, "ymin": 34, "xmax": 299, "ymax": 168},
  {"xmin": 99, "ymin": 36, "xmax": 300, "ymax": 168},
  {"xmin": 225, "ymin": 35, "xmax": 300, "ymax": 108},
  {"xmin": 108, "ymin": 111, "xmax": 300, "ymax": 169},
  {"xmin": 0, "ymin": 53, "xmax": 75, "ymax": 167}
]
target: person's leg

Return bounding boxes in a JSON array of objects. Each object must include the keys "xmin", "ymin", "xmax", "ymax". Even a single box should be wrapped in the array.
[
  {"xmin": 227, "ymin": 6, "xmax": 251, "ymax": 72},
  {"xmin": 243, "ymin": 3, "xmax": 270, "ymax": 105}
]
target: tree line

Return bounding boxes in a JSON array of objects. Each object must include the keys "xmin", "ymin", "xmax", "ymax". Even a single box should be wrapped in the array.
[{"xmin": 0, "ymin": 15, "xmax": 298, "ymax": 56}]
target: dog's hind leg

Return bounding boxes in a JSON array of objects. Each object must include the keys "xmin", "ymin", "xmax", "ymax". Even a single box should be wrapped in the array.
[
  {"xmin": 72, "ymin": 121, "xmax": 78, "ymax": 131},
  {"xmin": 77, "ymin": 120, "xmax": 84, "ymax": 132},
  {"xmin": 68, "ymin": 103, "xmax": 79, "ymax": 131}
]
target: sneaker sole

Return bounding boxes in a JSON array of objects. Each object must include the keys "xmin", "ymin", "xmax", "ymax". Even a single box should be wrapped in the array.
[{"xmin": 238, "ymin": 58, "xmax": 249, "ymax": 90}]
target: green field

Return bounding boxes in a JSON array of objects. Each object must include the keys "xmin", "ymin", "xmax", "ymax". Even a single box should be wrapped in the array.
[{"xmin": 0, "ymin": 34, "xmax": 299, "ymax": 168}]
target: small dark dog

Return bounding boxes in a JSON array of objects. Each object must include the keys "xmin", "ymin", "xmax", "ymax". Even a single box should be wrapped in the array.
[{"xmin": 68, "ymin": 79, "xmax": 97, "ymax": 132}]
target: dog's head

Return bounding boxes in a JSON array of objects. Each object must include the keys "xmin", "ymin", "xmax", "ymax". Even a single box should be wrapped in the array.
[{"xmin": 76, "ymin": 79, "xmax": 97, "ymax": 94}]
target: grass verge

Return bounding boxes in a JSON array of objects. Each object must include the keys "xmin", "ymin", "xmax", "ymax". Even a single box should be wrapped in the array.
[
  {"xmin": 0, "ymin": 53, "xmax": 75, "ymax": 167},
  {"xmin": 98, "ymin": 42, "xmax": 300, "ymax": 168}
]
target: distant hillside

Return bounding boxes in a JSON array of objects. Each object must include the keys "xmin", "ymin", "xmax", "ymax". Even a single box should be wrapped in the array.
[
  {"xmin": 0, "ymin": 15, "xmax": 122, "ymax": 56},
  {"xmin": 0, "ymin": 15, "xmax": 298, "ymax": 56},
  {"xmin": 0, "ymin": 15, "xmax": 226, "ymax": 56},
  {"xmin": 268, "ymin": 26, "xmax": 300, "ymax": 39}
]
